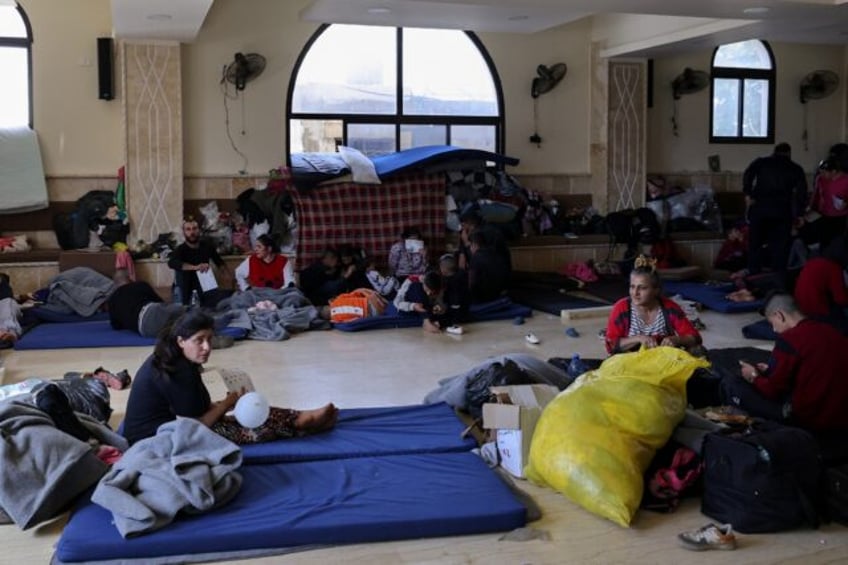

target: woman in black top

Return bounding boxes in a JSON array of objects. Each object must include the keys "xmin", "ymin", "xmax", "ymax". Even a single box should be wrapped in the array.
[{"xmin": 122, "ymin": 310, "xmax": 337, "ymax": 445}]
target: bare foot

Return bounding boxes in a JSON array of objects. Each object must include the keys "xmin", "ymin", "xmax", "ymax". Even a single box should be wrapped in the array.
[{"xmin": 295, "ymin": 403, "xmax": 338, "ymax": 433}]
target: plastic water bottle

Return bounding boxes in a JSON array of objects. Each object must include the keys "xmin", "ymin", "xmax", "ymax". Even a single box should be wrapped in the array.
[
  {"xmin": 190, "ymin": 290, "xmax": 200, "ymax": 308},
  {"xmin": 567, "ymin": 353, "xmax": 587, "ymax": 380}
]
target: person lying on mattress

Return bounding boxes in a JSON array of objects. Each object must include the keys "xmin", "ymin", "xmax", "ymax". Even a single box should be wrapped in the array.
[
  {"xmin": 0, "ymin": 273, "xmax": 22, "ymax": 349},
  {"xmin": 394, "ymin": 270, "xmax": 457, "ymax": 334},
  {"xmin": 234, "ymin": 234, "xmax": 295, "ymax": 291},
  {"xmin": 108, "ymin": 269, "xmax": 186, "ymax": 338},
  {"xmin": 122, "ymin": 309, "xmax": 338, "ymax": 446},
  {"xmin": 605, "ymin": 255, "xmax": 703, "ymax": 355}
]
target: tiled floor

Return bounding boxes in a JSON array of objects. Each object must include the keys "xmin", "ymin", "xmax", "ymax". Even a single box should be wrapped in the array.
[{"xmin": 1, "ymin": 307, "xmax": 846, "ymax": 564}]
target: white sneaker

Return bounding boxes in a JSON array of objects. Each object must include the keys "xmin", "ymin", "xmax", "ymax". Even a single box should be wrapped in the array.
[
  {"xmin": 525, "ymin": 332, "xmax": 541, "ymax": 344},
  {"xmin": 446, "ymin": 325, "xmax": 464, "ymax": 335}
]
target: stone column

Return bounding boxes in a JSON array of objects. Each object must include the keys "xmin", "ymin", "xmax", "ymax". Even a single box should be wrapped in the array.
[
  {"xmin": 589, "ymin": 42, "xmax": 610, "ymax": 214},
  {"xmin": 607, "ymin": 60, "xmax": 647, "ymax": 212},
  {"xmin": 122, "ymin": 42, "xmax": 183, "ymax": 244}
]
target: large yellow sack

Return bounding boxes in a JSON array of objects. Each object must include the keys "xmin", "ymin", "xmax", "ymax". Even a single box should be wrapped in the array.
[{"xmin": 524, "ymin": 346, "xmax": 708, "ymax": 527}]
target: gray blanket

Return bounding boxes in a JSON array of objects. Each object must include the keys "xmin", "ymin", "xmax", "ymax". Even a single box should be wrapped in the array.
[
  {"xmin": 423, "ymin": 353, "xmax": 572, "ymax": 408},
  {"xmin": 0, "ymin": 400, "xmax": 108, "ymax": 529},
  {"xmin": 92, "ymin": 418, "xmax": 243, "ymax": 538},
  {"xmin": 216, "ymin": 287, "xmax": 330, "ymax": 341},
  {"xmin": 42, "ymin": 266, "xmax": 115, "ymax": 317}
]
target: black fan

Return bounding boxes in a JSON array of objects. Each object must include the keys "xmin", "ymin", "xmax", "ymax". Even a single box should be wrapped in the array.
[
  {"xmin": 800, "ymin": 70, "xmax": 839, "ymax": 104},
  {"xmin": 672, "ymin": 67, "xmax": 709, "ymax": 100},
  {"xmin": 531, "ymin": 63, "xmax": 567, "ymax": 98},
  {"xmin": 224, "ymin": 52, "xmax": 266, "ymax": 91}
]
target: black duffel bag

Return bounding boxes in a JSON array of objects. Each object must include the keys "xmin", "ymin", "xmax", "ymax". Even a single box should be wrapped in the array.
[{"xmin": 701, "ymin": 421, "xmax": 821, "ymax": 533}]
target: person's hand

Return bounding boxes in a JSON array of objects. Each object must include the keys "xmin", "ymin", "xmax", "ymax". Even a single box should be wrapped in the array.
[
  {"xmin": 432, "ymin": 304, "xmax": 445, "ymax": 315},
  {"xmin": 660, "ymin": 336, "xmax": 680, "ymax": 347},
  {"xmin": 222, "ymin": 388, "xmax": 246, "ymax": 410},
  {"xmin": 755, "ymin": 362, "xmax": 769, "ymax": 373},
  {"xmin": 635, "ymin": 335, "xmax": 658, "ymax": 348},
  {"xmin": 343, "ymin": 264, "xmax": 356, "ymax": 278},
  {"xmin": 412, "ymin": 303, "xmax": 427, "ymax": 313},
  {"xmin": 196, "ymin": 262, "xmax": 210, "ymax": 273},
  {"xmin": 739, "ymin": 361, "xmax": 759, "ymax": 383}
]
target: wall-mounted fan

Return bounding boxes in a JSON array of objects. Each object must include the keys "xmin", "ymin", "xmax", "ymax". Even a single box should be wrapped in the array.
[
  {"xmin": 530, "ymin": 63, "xmax": 567, "ymax": 147},
  {"xmin": 223, "ymin": 52, "xmax": 267, "ymax": 91},
  {"xmin": 800, "ymin": 70, "xmax": 839, "ymax": 150},
  {"xmin": 670, "ymin": 67, "xmax": 709, "ymax": 137}
]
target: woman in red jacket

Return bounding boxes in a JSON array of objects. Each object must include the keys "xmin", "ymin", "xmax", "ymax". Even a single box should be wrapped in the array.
[
  {"xmin": 605, "ymin": 256, "xmax": 702, "ymax": 354},
  {"xmin": 235, "ymin": 234, "xmax": 294, "ymax": 291}
]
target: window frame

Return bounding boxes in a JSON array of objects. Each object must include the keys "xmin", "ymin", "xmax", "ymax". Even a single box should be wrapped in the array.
[
  {"xmin": 286, "ymin": 24, "xmax": 505, "ymax": 162},
  {"xmin": 0, "ymin": 2, "xmax": 34, "ymax": 128},
  {"xmin": 709, "ymin": 40, "xmax": 775, "ymax": 145}
]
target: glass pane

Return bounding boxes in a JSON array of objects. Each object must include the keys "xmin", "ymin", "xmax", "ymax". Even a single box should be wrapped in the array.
[
  {"xmin": 348, "ymin": 123, "xmax": 396, "ymax": 156},
  {"xmin": 292, "ymin": 25, "xmax": 396, "ymax": 115},
  {"xmin": 451, "ymin": 125, "xmax": 495, "ymax": 152},
  {"xmin": 0, "ymin": 6, "xmax": 26, "ymax": 38},
  {"xmin": 742, "ymin": 79, "xmax": 769, "ymax": 137},
  {"xmin": 713, "ymin": 40, "xmax": 772, "ymax": 69},
  {"xmin": 400, "ymin": 124, "xmax": 446, "ymax": 150},
  {"xmin": 0, "ymin": 46, "xmax": 28, "ymax": 127},
  {"xmin": 403, "ymin": 28, "xmax": 497, "ymax": 116},
  {"xmin": 712, "ymin": 78, "xmax": 739, "ymax": 137},
  {"xmin": 289, "ymin": 119, "xmax": 343, "ymax": 153}
]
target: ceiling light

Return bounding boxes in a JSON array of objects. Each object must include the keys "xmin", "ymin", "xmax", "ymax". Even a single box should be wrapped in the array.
[
  {"xmin": 146, "ymin": 13, "xmax": 173, "ymax": 21},
  {"xmin": 743, "ymin": 7, "xmax": 770, "ymax": 15},
  {"xmin": 367, "ymin": 7, "xmax": 391, "ymax": 15},
  {"xmin": 508, "ymin": 15, "xmax": 528, "ymax": 21}
]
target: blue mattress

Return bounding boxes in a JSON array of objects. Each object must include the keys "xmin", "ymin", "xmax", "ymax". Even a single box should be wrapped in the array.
[
  {"xmin": 334, "ymin": 297, "xmax": 532, "ymax": 332},
  {"xmin": 240, "ymin": 403, "xmax": 476, "ymax": 464},
  {"xmin": 15, "ymin": 320, "xmax": 248, "ymax": 350},
  {"xmin": 54, "ymin": 452, "xmax": 527, "ymax": 564},
  {"xmin": 742, "ymin": 319, "xmax": 778, "ymax": 341},
  {"xmin": 372, "ymin": 145, "xmax": 519, "ymax": 178},
  {"xmin": 29, "ymin": 307, "xmax": 110, "ymax": 323},
  {"xmin": 663, "ymin": 281, "xmax": 765, "ymax": 313}
]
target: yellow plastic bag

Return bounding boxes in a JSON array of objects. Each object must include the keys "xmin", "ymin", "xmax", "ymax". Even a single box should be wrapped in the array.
[{"xmin": 524, "ymin": 346, "xmax": 709, "ymax": 527}]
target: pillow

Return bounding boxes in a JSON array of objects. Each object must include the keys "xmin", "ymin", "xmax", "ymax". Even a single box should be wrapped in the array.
[{"xmin": 338, "ymin": 146, "xmax": 381, "ymax": 185}]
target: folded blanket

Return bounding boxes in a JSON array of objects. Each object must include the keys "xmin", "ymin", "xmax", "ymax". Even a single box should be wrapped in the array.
[{"xmin": 92, "ymin": 418, "xmax": 243, "ymax": 538}]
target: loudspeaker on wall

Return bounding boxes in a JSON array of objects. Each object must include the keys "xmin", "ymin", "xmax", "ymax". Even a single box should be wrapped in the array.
[{"xmin": 97, "ymin": 37, "xmax": 114, "ymax": 100}]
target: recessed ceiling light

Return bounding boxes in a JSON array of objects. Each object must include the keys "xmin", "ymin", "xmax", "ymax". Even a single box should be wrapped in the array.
[
  {"xmin": 508, "ymin": 15, "xmax": 528, "ymax": 21},
  {"xmin": 367, "ymin": 7, "xmax": 391, "ymax": 15},
  {"xmin": 743, "ymin": 7, "xmax": 769, "ymax": 15},
  {"xmin": 146, "ymin": 13, "xmax": 172, "ymax": 21}
]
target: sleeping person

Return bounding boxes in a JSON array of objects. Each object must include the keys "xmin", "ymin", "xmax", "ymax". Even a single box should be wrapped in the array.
[{"xmin": 0, "ymin": 273, "xmax": 22, "ymax": 349}]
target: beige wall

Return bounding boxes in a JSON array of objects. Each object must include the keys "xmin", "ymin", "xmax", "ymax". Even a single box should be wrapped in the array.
[
  {"xmin": 648, "ymin": 42, "xmax": 846, "ymax": 174},
  {"xmin": 21, "ymin": 0, "xmax": 123, "ymax": 175},
  {"xmin": 182, "ymin": 0, "xmax": 592, "ymax": 176}
]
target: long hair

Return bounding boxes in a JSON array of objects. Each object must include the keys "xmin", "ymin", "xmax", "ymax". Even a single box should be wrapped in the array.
[{"xmin": 153, "ymin": 309, "xmax": 214, "ymax": 373}]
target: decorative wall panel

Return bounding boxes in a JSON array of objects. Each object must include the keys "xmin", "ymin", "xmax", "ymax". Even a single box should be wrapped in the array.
[{"xmin": 607, "ymin": 61, "xmax": 646, "ymax": 212}]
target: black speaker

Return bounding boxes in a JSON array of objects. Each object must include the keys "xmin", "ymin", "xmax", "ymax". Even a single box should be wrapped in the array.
[
  {"xmin": 647, "ymin": 59, "xmax": 654, "ymax": 109},
  {"xmin": 97, "ymin": 37, "xmax": 114, "ymax": 100}
]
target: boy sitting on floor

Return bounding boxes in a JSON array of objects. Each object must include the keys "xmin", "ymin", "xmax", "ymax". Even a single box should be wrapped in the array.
[{"xmin": 394, "ymin": 270, "xmax": 458, "ymax": 334}]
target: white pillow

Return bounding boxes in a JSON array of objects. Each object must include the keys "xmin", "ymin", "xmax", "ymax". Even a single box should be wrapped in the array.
[{"xmin": 338, "ymin": 145, "xmax": 381, "ymax": 184}]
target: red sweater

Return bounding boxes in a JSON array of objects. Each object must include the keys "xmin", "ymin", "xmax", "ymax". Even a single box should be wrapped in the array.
[
  {"xmin": 248, "ymin": 254, "xmax": 288, "ymax": 289},
  {"xmin": 604, "ymin": 296, "xmax": 700, "ymax": 354},
  {"xmin": 753, "ymin": 319, "xmax": 848, "ymax": 432},
  {"xmin": 794, "ymin": 257, "xmax": 848, "ymax": 319}
]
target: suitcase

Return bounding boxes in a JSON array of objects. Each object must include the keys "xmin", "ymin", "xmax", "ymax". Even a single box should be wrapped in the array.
[{"xmin": 701, "ymin": 422, "xmax": 821, "ymax": 533}]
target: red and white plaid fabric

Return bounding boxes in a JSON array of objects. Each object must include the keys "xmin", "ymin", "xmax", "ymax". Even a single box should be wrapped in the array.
[{"xmin": 287, "ymin": 173, "xmax": 446, "ymax": 271}]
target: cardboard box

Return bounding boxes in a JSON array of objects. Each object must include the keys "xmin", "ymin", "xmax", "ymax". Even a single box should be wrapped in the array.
[{"xmin": 482, "ymin": 384, "xmax": 559, "ymax": 478}]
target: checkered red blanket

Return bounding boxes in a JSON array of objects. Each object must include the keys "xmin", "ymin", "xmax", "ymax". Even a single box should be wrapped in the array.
[{"xmin": 286, "ymin": 174, "xmax": 446, "ymax": 271}]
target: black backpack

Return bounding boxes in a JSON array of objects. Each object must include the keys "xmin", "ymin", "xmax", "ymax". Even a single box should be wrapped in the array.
[
  {"xmin": 605, "ymin": 207, "xmax": 661, "ymax": 257},
  {"xmin": 701, "ymin": 421, "xmax": 821, "ymax": 533},
  {"xmin": 464, "ymin": 360, "xmax": 534, "ymax": 419}
]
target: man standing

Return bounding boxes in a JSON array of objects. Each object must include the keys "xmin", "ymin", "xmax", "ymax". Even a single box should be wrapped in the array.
[
  {"xmin": 722, "ymin": 293, "xmax": 848, "ymax": 432},
  {"xmin": 167, "ymin": 218, "xmax": 231, "ymax": 307},
  {"xmin": 743, "ymin": 143, "xmax": 808, "ymax": 277}
]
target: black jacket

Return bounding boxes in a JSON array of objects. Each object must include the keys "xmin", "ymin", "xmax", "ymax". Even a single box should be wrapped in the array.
[{"xmin": 743, "ymin": 154, "xmax": 808, "ymax": 219}]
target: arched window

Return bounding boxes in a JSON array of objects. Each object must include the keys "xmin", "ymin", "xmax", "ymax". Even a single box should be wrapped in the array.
[
  {"xmin": 0, "ymin": 2, "xmax": 32, "ymax": 127},
  {"xmin": 710, "ymin": 39, "xmax": 775, "ymax": 144},
  {"xmin": 287, "ymin": 24, "xmax": 503, "ymax": 158}
]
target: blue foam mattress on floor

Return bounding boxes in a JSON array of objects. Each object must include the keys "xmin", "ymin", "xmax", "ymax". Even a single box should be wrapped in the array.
[
  {"xmin": 29, "ymin": 307, "xmax": 110, "ymax": 323},
  {"xmin": 663, "ymin": 281, "xmax": 765, "ymax": 313},
  {"xmin": 54, "ymin": 452, "xmax": 527, "ymax": 564},
  {"xmin": 333, "ymin": 297, "xmax": 532, "ymax": 332},
  {"xmin": 15, "ymin": 320, "xmax": 156, "ymax": 350},
  {"xmin": 240, "ymin": 403, "xmax": 476, "ymax": 464},
  {"xmin": 371, "ymin": 145, "xmax": 519, "ymax": 178},
  {"xmin": 742, "ymin": 318, "xmax": 778, "ymax": 341}
]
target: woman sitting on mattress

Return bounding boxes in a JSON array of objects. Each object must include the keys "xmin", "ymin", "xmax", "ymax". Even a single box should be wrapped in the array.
[
  {"xmin": 234, "ymin": 234, "xmax": 294, "ymax": 291},
  {"xmin": 605, "ymin": 256, "xmax": 703, "ymax": 355},
  {"xmin": 122, "ymin": 309, "xmax": 337, "ymax": 445}
]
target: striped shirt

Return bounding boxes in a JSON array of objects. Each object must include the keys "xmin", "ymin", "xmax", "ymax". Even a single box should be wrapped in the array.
[{"xmin": 629, "ymin": 308, "xmax": 668, "ymax": 337}]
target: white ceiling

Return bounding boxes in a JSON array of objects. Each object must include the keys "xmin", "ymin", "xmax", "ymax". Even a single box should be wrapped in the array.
[{"xmin": 111, "ymin": 0, "xmax": 848, "ymax": 56}]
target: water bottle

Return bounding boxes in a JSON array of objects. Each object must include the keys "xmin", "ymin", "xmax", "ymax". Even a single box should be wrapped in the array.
[
  {"xmin": 190, "ymin": 290, "xmax": 200, "ymax": 308},
  {"xmin": 567, "ymin": 353, "xmax": 587, "ymax": 380}
]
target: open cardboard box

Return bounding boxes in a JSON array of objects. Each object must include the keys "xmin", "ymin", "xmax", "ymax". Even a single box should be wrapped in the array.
[{"xmin": 482, "ymin": 384, "xmax": 559, "ymax": 478}]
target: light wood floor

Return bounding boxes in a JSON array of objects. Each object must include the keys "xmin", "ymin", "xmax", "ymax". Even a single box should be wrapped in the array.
[{"xmin": 1, "ymin": 308, "xmax": 847, "ymax": 564}]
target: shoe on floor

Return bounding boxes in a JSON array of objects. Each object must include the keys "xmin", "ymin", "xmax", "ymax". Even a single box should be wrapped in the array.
[
  {"xmin": 446, "ymin": 325, "xmax": 464, "ymax": 335},
  {"xmin": 211, "ymin": 335, "xmax": 235, "ymax": 349},
  {"xmin": 678, "ymin": 523, "xmax": 737, "ymax": 551},
  {"xmin": 565, "ymin": 327, "xmax": 580, "ymax": 338},
  {"xmin": 525, "ymin": 332, "xmax": 541, "ymax": 345}
]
